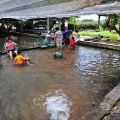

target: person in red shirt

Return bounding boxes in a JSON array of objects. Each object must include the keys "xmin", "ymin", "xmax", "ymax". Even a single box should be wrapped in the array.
[{"xmin": 68, "ymin": 37, "xmax": 76, "ymax": 50}]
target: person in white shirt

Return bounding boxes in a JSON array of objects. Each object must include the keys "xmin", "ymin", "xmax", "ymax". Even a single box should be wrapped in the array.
[
  {"xmin": 64, "ymin": 20, "xmax": 68, "ymax": 31},
  {"xmin": 55, "ymin": 27, "xmax": 63, "ymax": 48},
  {"xmin": 74, "ymin": 30, "xmax": 80, "ymax": 42},
  {"xmin": 52, "ymin": 21, "xmax": 60, "ymax": 32},
  {"xmin": 12, "ymin": 25, "xmax": 16, "ymax": 32}
]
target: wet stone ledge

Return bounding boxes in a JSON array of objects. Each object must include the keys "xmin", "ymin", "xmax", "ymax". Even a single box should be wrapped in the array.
[
  {"xmin": 102, "ymin": 100, "xmax": 120, "ymax": 120},
  {"xmin": 81, "ymin": 83, "xmax": 120, "ymax": 120},
  {"xmin": 78, "ymin": 41, "xmax": 120, "ymax": 51}
]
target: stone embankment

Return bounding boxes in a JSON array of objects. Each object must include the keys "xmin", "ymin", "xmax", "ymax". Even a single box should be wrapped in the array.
[
  {"xmin": 78, "ymin": 36, "xmax": 120, "ymax": 51},
  {"xmin": 102, "ymin": 100, "xmax": 120, "ymax": 120},
  {"xmin": 81, "ymin": 83, "xmax": 120, "ymax": 120}
]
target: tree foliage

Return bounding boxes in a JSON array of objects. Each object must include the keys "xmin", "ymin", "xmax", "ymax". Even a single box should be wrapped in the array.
[{"xmin": 104, "ymin": 14, "xmax": 120, "ymax": 35}]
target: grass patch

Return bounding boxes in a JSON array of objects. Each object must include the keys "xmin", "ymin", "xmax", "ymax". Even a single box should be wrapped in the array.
[{"xmin": 80, "ymin": 31, "xmax": 120, "ymax": 42}]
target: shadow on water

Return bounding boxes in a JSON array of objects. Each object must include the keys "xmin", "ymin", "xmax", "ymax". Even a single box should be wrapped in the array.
[{"xmin": 0, "ymin": 35, "xmax": 120, "ymax": 120}]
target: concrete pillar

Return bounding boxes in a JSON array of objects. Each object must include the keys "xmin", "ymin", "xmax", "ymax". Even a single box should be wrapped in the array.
[
  {"xmin": 119, "ymin": 18, "xmax": 120, "ymax": 31},
  {"xmin": 32, "ymin": 19, "xmax": 35, "ymax": 33},
  {"xmin": 98, "ymin": 15, "xmax": 101, "ymax": 30},
  {"xmin": 59, "ymin": 19, "xmax": 62, "ymax": 30},
  {"xmin": 21, "ymin": 21, "xmax": 23, "ymax": 33},
  {"xmin": 47, "ymin": 18, "xmax": 50, "ymax": 31}
]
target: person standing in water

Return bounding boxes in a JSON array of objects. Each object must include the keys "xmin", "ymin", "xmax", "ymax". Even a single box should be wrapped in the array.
[
  {"xmin": 54, "ymin": 27, "xmax": 63, "ymax": 48},
  {"xmin": 74, "ymin": 30, "xmax": 80, "ymax": 42},
  {"xmin": 68, "ymin": 37, "xmax": 76, "ymax": 50},
  {"xmin": 6, "ymin": 38, "xmax": 17, "ymax": 59}
]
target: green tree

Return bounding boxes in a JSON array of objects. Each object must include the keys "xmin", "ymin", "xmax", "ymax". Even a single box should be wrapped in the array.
[
  {"xmin": 68, "ymin": 16, "xmax": 78, "ymax": 31},
  {"xmin": 104, "ymin": 14, "xmax": 120, "ymax": 35}
]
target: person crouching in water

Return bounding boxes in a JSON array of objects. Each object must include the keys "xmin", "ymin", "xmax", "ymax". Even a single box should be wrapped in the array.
[
  {"xmin": 68, "ymin": 37, "xmax": 76, "ymax": 50},
  {"xmin": 14, "ymin": 50, "xmax": 29, "ymax": 65}
]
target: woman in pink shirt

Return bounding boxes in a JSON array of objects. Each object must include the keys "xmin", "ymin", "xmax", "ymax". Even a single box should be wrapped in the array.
[{"xmin": 6, "ymin": 38, "xmax": 17, "ymax": 59}]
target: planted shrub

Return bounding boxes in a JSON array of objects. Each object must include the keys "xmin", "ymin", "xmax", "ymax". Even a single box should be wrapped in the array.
[{"xmin": 68, "ymin": 22, "xmax": 97, "ymax": 31}]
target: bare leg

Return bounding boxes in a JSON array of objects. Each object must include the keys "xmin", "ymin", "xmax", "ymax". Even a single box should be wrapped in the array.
[
  {"xmin": 0, "ymin": 59, "xmax": 1, "ymax": 65},
  {"xmin": 9, "ymin": 51, "xmax": 13, "ymax": 59}
]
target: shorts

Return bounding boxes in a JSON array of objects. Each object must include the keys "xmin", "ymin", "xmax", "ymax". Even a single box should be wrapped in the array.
[
  {"xmin": 8, "ymin": 49, "xmax": 17, "ymax": 57},
  {"xmin": 8, "ymin": 49, "xmax": 15, "ymax": 52},
  {"xmin": 22, "ymin": 60, "xmax": 28, "ymax": 65},
  {"xmin": 16, "ymin": 60, "xmax": 29, "ymax": 66},
  {"xmin": 56, "ymin": 41, "xmax": 62, "ymax": 47}
]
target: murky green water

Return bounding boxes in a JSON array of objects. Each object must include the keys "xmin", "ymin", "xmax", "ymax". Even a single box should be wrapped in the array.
[
  {"xmin": 0, "ymin": 35, "xmax": 37, "ymax": 50},
  {"xmin": 0, "ymin": 35, "xmax": 120, "ymax": 120}
]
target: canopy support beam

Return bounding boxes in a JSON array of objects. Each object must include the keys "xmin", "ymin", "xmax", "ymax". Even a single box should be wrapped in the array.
[
  {"xmin": 47, "ymin": 18, "xmax": 50, "ymax": 31},
  {"xmin": 98, "ymin": 15, "xmax": 101, "ymax": 30},
  {"xmin": 20, "ymin": 21, "xmax": 23, "ymax": 33}
]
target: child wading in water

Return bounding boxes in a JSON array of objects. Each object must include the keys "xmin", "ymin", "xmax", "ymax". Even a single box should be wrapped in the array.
[
  {"xmin": 6, "ymin": 38, "xmax": 17, "ymax": 59},
  {"xmin": 14, "ymin": 50, "xmax": 29, "ymax": 65},
  {"xmin": 68, "ymin": 37, "xmax": 76, "ymax": 50}
]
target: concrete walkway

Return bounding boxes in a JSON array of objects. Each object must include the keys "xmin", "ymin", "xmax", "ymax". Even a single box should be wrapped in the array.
[{"xmin": 79, "ymin": 36, "xmax": 120, "ymax": 51}]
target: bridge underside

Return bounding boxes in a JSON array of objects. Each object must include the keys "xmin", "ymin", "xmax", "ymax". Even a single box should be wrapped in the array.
[{"xmin": 0, "ymin": 0, "xmax": 116, "ymax": 19}]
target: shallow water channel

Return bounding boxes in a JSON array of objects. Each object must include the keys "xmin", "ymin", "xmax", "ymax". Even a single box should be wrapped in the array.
[{"xmin": 0, "ymin": 35, "xmax": 120, "ymax": 120}]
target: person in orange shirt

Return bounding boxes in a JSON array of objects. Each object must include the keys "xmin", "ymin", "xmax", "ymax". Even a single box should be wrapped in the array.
[{"xmin": 14, "ymin": 50, "xmax": 29, "ymax": 65}]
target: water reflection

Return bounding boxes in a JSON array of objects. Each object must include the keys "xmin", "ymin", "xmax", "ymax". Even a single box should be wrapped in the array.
[{"xmin": 74, "ymin": 47, "xmax": 120, "ymax": 100}]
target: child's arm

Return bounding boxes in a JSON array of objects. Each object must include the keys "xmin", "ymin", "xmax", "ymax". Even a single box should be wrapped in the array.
[
  {"xmin": 14, "ymin": 58, "xmax": 17, "ymax": 64},
  {"xmin": 68, "ymin": 44, "xmax": 70, "ymax": 48}
]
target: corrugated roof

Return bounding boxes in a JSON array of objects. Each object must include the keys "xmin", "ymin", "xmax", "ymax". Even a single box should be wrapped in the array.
[
  {"xmin": 47, "ymin": 2, "xmax": 120, "ymax": 18},
  {"xmin": 0, "ymin": 0, "xmax": 115, "ymax": 19}
]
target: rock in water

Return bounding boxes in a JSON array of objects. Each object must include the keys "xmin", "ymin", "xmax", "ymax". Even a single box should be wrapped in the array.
[{"xmin": 57, "ymin": 111, "xmax": 69, "ymax": 120}]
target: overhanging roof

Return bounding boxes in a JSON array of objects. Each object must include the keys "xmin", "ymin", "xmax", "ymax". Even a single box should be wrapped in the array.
[
  {"xmin": 47, "ymin": 2, "xmax": 120, "ymax": 18},
  {"xmin": 78, "ymin": 1, "xmax": 120, "ymax": 15},
  {"xmin": 0, "ymin": 0, "xmax": 116, "ymax": 19}
]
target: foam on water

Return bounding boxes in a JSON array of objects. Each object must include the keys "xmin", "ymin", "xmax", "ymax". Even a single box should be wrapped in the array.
[{"xmin": 44, "ymin": 90, "xmax": 72, "ymax": 120}]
